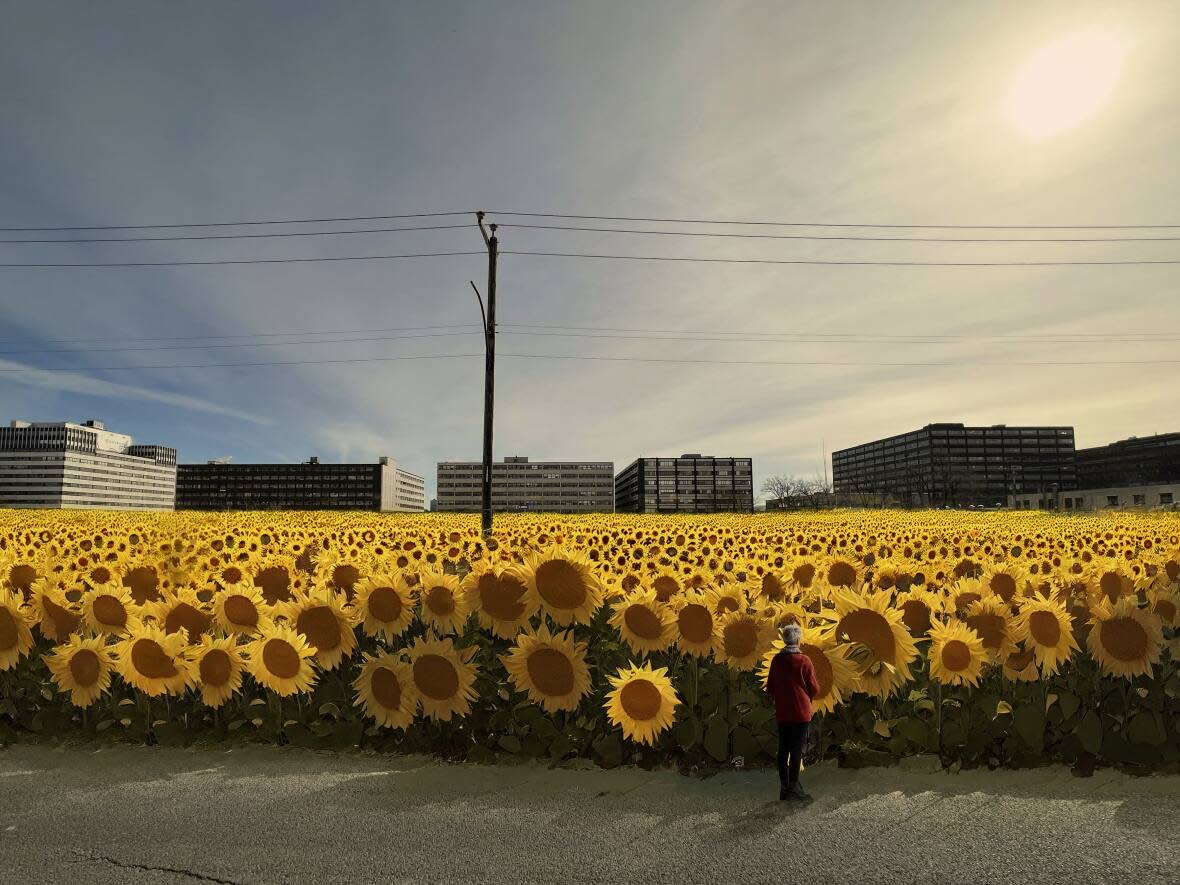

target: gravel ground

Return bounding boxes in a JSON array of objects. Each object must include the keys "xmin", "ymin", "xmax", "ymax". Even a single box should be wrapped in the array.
[{"xmin": 2, "ymin": 744, "xmax": 1178, "ymax": 885}]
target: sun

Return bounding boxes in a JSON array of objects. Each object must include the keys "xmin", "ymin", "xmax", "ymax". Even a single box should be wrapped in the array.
[{"xmin": 1007, "ymin": 31, "xmax": 1124, "ymax": 138}]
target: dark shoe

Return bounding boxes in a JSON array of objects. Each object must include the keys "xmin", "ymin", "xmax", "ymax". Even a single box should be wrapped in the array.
[{"xmin": 788, "ymin": 781, "xmax": 811, "ymax": 801}]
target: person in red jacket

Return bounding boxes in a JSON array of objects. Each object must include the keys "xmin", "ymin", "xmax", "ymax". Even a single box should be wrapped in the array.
[{"xmin": 766, "ymin": 623, "xmax": 820, "ymax": 800}]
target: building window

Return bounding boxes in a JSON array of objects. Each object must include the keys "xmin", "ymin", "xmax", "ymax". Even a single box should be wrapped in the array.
[
  {"xmin": 1161, "ymin": 493, "xmax": 1174, "ymax": 505},
  {"xmin": 1133, "ymin": 494, "xmax": 1146, "ymax": 505},
  {"xmin": 1107, "ymin": 496, "xmax": 1119, "ymax": 507}
]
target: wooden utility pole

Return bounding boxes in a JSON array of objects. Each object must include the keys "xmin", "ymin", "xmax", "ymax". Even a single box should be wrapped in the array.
[{"xmin": 472, "ymin": 211, "xmax": 498, "ymax": 536}]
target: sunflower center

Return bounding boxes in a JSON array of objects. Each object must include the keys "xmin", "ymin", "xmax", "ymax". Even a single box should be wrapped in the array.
[
  {"xmin": 837, "ymin": 608, "xmax": 896, "ymax": 663},
  {"xmin": 9, "ymin": 564, "xmax": 37, "ymax": 591},
  {"xmin": 534, "ymin": 560, "xmax": 588, "ymax": 611},
  {"xmin": 619, "ymin": 679, "xmax": 662, "ymax": 722},
  {"xmin": 425, "ymin": 585, "xmax": 455, "ymax": 615},
  {"xmin": 941, "ymin": 639, "xmax": 972, "ymax": 672},
  {"xmin": 1099, "ymin": 571, "xmax": 1124, "ymax": 602},
  {"xmin": 526, "ymin": 647, "xmax": 575, "ymax": 697},
  {"xmin": 165, "ymin": 602, "xmax": 211, "ymax": 640},
  {"xmin": 92, "ymin": 594, "xmax": 127, "ymax": 628},
  {"xmin": 966, "ymin": 613, "xmax": 1005, "ymax": 651},
  {"xmin": 0, "ymin": 608, "xmax": 19, "ymax": 651},
  {"xmin": 651, "ymin": 575, "xmax": 680, "ymax": 602},
  {"xmin": 677, "ymin": 604, "xmax": 713, "ymax": 644},
  {"xmin": 1155, "ymin": 600, "xmax": 1176, "ymax": 623},
  {"xmin": 43, "ymin": 597, "xmax": 81, "ymax": 642},
  {"xmin": 90, "ymin": 566, "xmax": 112, "ymax": 585},
  {"xmin": 368, "ymin": 587, "xmax": 402, "ymax": 623},
  {"xmin": 715, "ymin": 596, "xmax": 740, "ymax": 614},
  {"xmin": 254, "ymin": 566, "xmax": 292, "ymax": 604},
  {"xmin": 801, "ymin": 645, "xmax": 833, "ymax": 699},
  {"xmin": 223, "ymin": 594, "xmax": 258, "ymax": 628},
  {"xmin": 131, "ymin": 638, "xmax": 178, "ymax": 679},
  {"xmin": 1100, "ymin": 617, "xmax": 1149, "ymax": 662},
  {"xmin": 723, "ymin": 618, "xmax": 758, "ymax": 659},
  {"xmin": 624, "ymin": 604, "xmax": 664, "ymax": 640},
  {"xmin": 827, "ymin": 561, "xmax": 857, "ymax": 587},
  {"xmin": 477, "ymin": 573, "xmax": 527, "ymax": 621},
  {"xmin": 199, "ymin": 649, "xmax": 232, "ymax": 687},
  {"xmin": 989, "ymin": 573, "xmax": 1017, "ymax": 602},
  {"xmin": 296, "ymin": 606, "xmax": 341, "ymax": 652},
  {"xmin": 414, "ymin": 654, "xmax": 459, "ymax": 700},
  {"xmin": 1027, "ymin": 610, "xmax": 1061, "ymax": 647},
  {"xmin": 222, "ymin": 566, "xmax": 244, "ymax": 585},
  {"xmin": 955, "ymin": 592, "xmax": 981, "ymax": 610},
  {"xmin": 900, "ymin": 600, "xmax": 932, "ymax": 636},
  {"xmin": 371, "ymin": 666, "xmax": 402, "ymax": 710},
  {"xmin": 761, "ymin": 574, "xmax": 785, "ymax": 601},
  {"xmin": 1166, "ymin": 561, "xmax": 1179, "ymax": 581},
  {"xmin": 789, "ymin": 564, "xmax": 814, "ymax": 589},
  {"xmin": 123, "ymin": 566, "xmax": 161, "ymax": 604},
  {"xmin": 69, "ymin": 648, "xmax": 101, "ymax": 687},
  {"xmin": 332, "ymin": 564, "xmax": 361, "ymax": 593},
  {"xmin": 263, "ymin": 638, "xmax": 301, "ymax": 679}
]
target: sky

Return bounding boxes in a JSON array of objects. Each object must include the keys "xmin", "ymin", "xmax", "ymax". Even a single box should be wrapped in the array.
[{"xmin": 2, "ymin": 1, "xmax": 1179, "ymax": 503}]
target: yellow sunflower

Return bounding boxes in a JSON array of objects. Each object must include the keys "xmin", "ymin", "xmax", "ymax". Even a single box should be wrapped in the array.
[
  {"xmin": 927, "ymin": 620, "xmax": 987, "ymax": 688},
  {"xmin": 351, "ymin": 573, "xmax": 416, "ymax": 640},
  {"xmin": 121, "ymin": 562, "xmax": 164, "ymax": 605},
  {"xmin": 313, "ymin": 549, "xmax": 368, "ymax": 602},
  {"xmin": 604, "ymin": 662, "xmax": 679, "ymax": 746},
  {"xmin": 1087, "ymin": 562, "xmax": 1142, "ymax": 606},
  {"xmin": 80, "ymin": 583, "xmax": 139, "ymax": 636},
  {"xmin": 824, "ymin": 587, "xmax": 919, "ymax": 697},
  {"xmin": 647, "ymin": 566, "xmax": 687, "ymax": 603},
  {"xmin": 1001, "ymin": 644, "xmax": 1040, "ymax": 682},
  {"xmin": 44, "ymin": 633, "xmax": 114, "ymax": 708},
  {"xmin": 610, "ymin": 589, "xmax": 674, "ymax": 655},
  {"xmin": 1147, "ymin": 587, "xmax": 1180, "ymax": 628},
  {"xmin": 31, "ymin": 581, "xmax": 82, "ymax": 643},
  {"xmin": 0, "ymin": 587, "xmax": 35, "ymax": 671},
  {"xmin": 525, "ymin": 548, "xmax": 605, "ymax": 627},
  {"xmin": 276, "ymin": 589, "xmax": 358, "ymax": 670},
  {"xmin": 980, "ymin": 563, "xmax": 1027, "ymax": 604},
  {"xmin": 819, "ymin": 554, "xmax": 863, "ymax": 590},
  {"xmin": 406, "ymin": 635, "xmax": 478, "ymax": 722},
  {"xmin": 502, "ymin": 624, "xmax": 592, "ymax": 713},
  {"xmin": 461, "ymin": 564, "xmax": 537, "ymax": 639},
  {"xmin": 250, "ymin": 556, "xmax": 303, "ymax": 605},
  {"xmin": 143, "ymin": 589, "xmax": 213, "ymax": 643},
  {"xmin": 702, "ymin": 584, "xmax": 745, "ymax": 618},
  {"xmin": 415, "ymin": 568, "xmax": 470, "ymax": 635},
  {"xmin": 1086, "ymin": 598, "xmax": 1163, "ymax": 679},
  {"xmin": 1013, "ymin": 596, "xmax": 1078, "ymax": 676},
  {"xmin": 0, "ymin": 551, "xmax": 44, "ymax": 602},
  {"xmin": 212, "ymin": 584, "xmax": 270, "ymax": 636},
  {"xmin": 894, "ymin": 588, "xmax": 944, "ymax": 639},
  {"xmin": 963, "ymin": 597, "xmax": 1018, "ymax": 662},
  {"xmin": 669, "ymin": 592, "xmax": 718, "ymax": 657},
  {"xmin": 190, "ymin": 633, "xmax": 246, "ymax": 707},
  {"xmin": 714, "ymin": 610, "xmax": 776, "ymax": 672},
  {"xmin": 112, "ymin": 623, "xmax": 194, "ymax": 696},
  {"xmin": 353, "ymin": 653, "xmax": 419, "ymax": 729},
  {"xmin": 243, "ymin": 623, "xmax": 318, "ymax": 696}
]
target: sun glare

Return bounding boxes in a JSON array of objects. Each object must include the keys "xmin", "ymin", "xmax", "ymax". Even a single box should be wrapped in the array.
[{"xmin": 1007, "ymin": 31, "xmax": 1124, "ymax": 138}]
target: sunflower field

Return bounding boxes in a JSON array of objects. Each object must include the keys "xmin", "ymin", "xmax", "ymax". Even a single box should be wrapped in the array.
[{"xmin": 2, "ymin": 510, "xmax": 1179, "ymax": 770}]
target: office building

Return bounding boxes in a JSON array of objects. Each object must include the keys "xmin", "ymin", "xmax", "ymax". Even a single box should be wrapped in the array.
[
  {"xmin": 1075, "ymin": 432, "xmax": 1180, "ymax": 489},
  {"xmin": 0, "ymin": 419, "xmax": 176, "ymax": 510},
  {"xmin": 1011, "ymin": 483, "xmax": 1178, "ymax": 511},
  {"xmin": 614, "ymin": 454, "xmax": 754, "ymax": 513},
  {"xmin": 832, "ymin": 423, "xmax": 1076, "ymax": 508},
  {"xmin": 436, "ymin": 456, "xmax": 614, "ymax": 512},
  {"xmin": 176, "ymin": 456, "xmax": 425, "ymax": 511}
]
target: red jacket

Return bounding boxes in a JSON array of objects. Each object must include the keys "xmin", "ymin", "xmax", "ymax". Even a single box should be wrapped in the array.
[{"xmin": 766, "ymin": 650, "xmax": 820, "ymax": 723}]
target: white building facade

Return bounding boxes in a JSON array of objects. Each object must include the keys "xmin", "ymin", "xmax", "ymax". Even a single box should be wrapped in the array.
[
  {"xmin": 0, "ymin": 420, "xmax": 177, "ymax": 510},
  {"xmin": 1010, "ymin": 483, "xmax": 1179, "ymax": 512},
  {"xmin": 376, "ymin": 457, "xmax": 426, "ymax": 511}
]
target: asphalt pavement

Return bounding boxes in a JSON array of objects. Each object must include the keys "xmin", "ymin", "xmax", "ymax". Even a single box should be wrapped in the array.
[{"xmin": 2, "ymin": 743, "xmax": 1178, "ymax": 884}]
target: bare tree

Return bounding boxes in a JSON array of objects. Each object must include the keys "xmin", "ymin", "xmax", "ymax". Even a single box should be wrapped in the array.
[{"xmin": 761, "ymin": 474, "xmax": 794, "ymax": 504}]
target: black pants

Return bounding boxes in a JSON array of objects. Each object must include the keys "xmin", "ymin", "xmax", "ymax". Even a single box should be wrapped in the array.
[{"xmin": 777, "ymin": 721, "xmax": 809, "ymax": 787}]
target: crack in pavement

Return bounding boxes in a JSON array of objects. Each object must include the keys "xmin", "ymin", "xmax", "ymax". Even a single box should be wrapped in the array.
[{"xmin": 71, "ymin": 848, "xmax": 248, "ymax": 885}]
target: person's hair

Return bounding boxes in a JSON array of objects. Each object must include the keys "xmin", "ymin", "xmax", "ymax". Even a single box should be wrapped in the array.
[{"xmin": 781, "ymin": 624, "xmax": 802, "ymax": 647}]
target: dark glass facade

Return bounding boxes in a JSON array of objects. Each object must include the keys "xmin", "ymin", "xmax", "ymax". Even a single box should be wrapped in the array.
[
  {"xmin": 1075, "ymin": 433, "xmax": 1180, "ymax": 488},
  {"xmin": 177, "ymin": 463, "xmax": 383, "ymax": 510},
  {"xmin": 832, "ymin": 424, "xmax": 1076, "ymax": 507},
  {"xmin": 614, "ymin": 455, "xmax": 754, "ymax": 513}
]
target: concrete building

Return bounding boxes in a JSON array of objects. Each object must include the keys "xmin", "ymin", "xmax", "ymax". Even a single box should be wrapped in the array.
[
  {"xmin": 436, "ymin": 456, "xmax": 614, "ymax": 512},
  {"xmin": 1076, "ymin": 432, "xmax": 1180, "ymax": 489},
  {"xmin": 833, "ymin": 423, "xmax": 1076, "ymax": 508},
  {"xmin": 0, "ymin": 419, "xmax": 176, "ymax": 510},
  {"xmin": 176, "ymin": 456, "xmax": 425, "ymax": 511},
  {"xmin": 614, "ymin": 455, "xmax": 754, "ymax": 513},
  {"xmin": 1010, "ymin": 483, "xmax": 1179, "ymax": 511}
]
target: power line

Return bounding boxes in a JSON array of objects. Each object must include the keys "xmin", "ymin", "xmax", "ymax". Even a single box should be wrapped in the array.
[
  {"xmin": 504, "ymin": 250, "xmax": 1180, "ymax": 267},
  {"xmin": 498, "ymin": 329, "xmax": 1180, "ymax": 346},
  {"xmin": 0, "ymin": 323, "xmax": 480, "ymax": 346},
  {"xmin": 502, "ymin": 222, "xmax": 1180, "ymax": 244},
  {"xmin": 492, "ymin": 211, "xmax": 1180, "ymax": 231},
  {"xmin": 0, "ymin": 251, "xmax": 482, "ymax": 268},
  {"xmin": 5, "ymin": 351, "xmax": 1180, "ymax": 374},
  {"xmin": 0, "ymin": 330, "xmax": 482, "ymax": 357},
  {"xmin": 0, "ymin": 223, "xmax": 473, "ymax": 245},
  {"xmin": 0, "ymin": 210, "xmax": 474, "ymax": 233}
]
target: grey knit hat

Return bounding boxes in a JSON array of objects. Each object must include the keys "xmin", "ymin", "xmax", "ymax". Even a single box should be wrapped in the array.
[{"xmin": 781, "ymin": 623, "xmax": 802, "ymax": 650}]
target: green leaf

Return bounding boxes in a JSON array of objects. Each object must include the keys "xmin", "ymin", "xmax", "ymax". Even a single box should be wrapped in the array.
[
  {"xmin": 732, "ymin": 726, "xmax": 761, "ymax": 761},
  {"xmin": 318, "ymin": 702, "xmax": 341, "ymax": 720},
  {"xmin": 1127, "ymin": 712, "xmax": 1165, "ymax": 747},
  {"xmin": 1013, "ymin": 706, "xmax": 1045, "ymax": 752},
  {"xmin": 914, "ymin": 699, "xmax": 936, "ymax": 714},
  {"xmin": 592, "ymin": 733, "xmax": 622, "ymax": 768},
  {"xmin": 1077, "ymin": 711, "xmax": 1103, "ymax": 755},
  {"xmin": 704, "ymin": 717, "xmax": 730, "ymax": 762},
  {"xmin": 497, "ymin": 734, "xmax": 522, "ymax": 754},
  {"xmin": 994, "ymin": 700, "xmax": 1013, "ymax": 718},
  {"xmin": 1057, "ymin": 691, "xmax": 1080, "ymax": 721},
  {"xmin": 548, "ymin": 734, "xmax": 572, "ymax": 759},
  {"xmin": 674, "ymin": 715, "xmax": 701, "ymax": 751}
]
